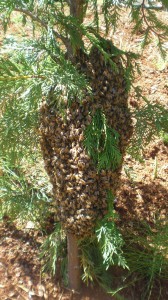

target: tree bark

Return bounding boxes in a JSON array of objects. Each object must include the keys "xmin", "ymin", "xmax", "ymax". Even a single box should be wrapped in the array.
[
  {"xmin": 67, "ymin": 232, "xmax": 81, "ymax": 291},
  {"xmin": 70, "ymin": 0, "xmax": 86, "ymax": 24}
]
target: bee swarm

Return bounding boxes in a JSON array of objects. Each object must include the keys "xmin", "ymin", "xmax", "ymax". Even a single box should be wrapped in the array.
[{"xmin": 39, "ymin": 44, "xmax": 133, "ymax": 237}]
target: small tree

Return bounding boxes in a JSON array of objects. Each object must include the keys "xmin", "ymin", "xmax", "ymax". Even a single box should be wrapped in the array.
[{"xmin": 0, "ymin": 0, "xmax": 168, "ymax": 291}]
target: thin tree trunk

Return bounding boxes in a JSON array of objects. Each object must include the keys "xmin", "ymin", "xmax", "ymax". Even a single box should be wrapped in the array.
[
  {"xmin": 70, "ymin": 0, "xmax": 86, "ymax": 24},
  {"xmin": 69, "ymin": 0, "xmax": 88, "ymax": 57},
  {"xmin": 67, "ymin": 232, "xmax": 81, "ymax": 291}
]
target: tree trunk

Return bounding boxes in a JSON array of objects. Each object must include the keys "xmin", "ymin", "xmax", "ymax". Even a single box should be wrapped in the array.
[
  {"xmin": 67, "ymin": 232, "xmax": 81, "ymax": 291},
  {"xmin": 70, "ymin": 0, "xmax": 86, "ymax": 24}
]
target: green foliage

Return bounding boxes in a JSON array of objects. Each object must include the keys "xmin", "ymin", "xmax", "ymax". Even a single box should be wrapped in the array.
[
  {"xmin": 0, "ymin": 0, "xmax": 167, "ymax": 57},
  {"xmin": 128, "ymin": 101, "xmax": 168, "ymax": 160},
  {"xmin": 123, "ymin": 221, "xmax": 168, "ymax": 299},
  {"xmin": 124, "ymin": 165, "xmax": 137, "ymax": 183},
  {"xmin": 80, "ymin": 191, "xmax": 128, "ymax": 289},
  {"xmin": 0, "ymin": 42, "xmax": 42, "ymax": 161},
  {"xmin": 0, "ymin": 95, "xmax": 39, "ymax": 163},
  {"xmin": 145, "ymin": 9, "xmax": 168, "ymax": 60},
  {"xmin": 160, "ymin": 131, "xmax": 168, "ymax": 145},
  {"xmin": 80, "ymin": 236, "xmax": 113, "ymax": 291},
  {"xmin": 40, "ymin": 223, "xmax": 67, "ymax": 277},
  {"xmin": 0, "ymin": 38, "xmax": 90, "ymax": 162},
  {"xmin": 96, "ymin": 191, "xmax": 128, "ymax": 270},
  {"xmin": 0, "ymin": 157, "xmax": 52, "ymax": 225},
  {"xmin": 84, "ymin": 109, "xmax": 122, "ymax": 171},
  {"xmin": 80, "ymin": 216, "xmax": 168, "ymax": 298},
  {"xmin": 39, "ymin": 190, "xmax": 128, "ymax": 289},
  {"xmin": 102, "ymin": 0, "xmax": 119, "ymax": 34},
  {"xmin": 131, "ymin": 5, "xmax": 143, "ymax": 34},
  {"xmin": 0, "ymin": 37, "xmax": 89, "ymax": 102},
  {"xmin": 129, "ymin": 0, "xmax": 168, "ymax": 58}
]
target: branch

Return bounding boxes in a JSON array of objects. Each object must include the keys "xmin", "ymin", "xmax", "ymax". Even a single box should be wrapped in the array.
[
  {"xmin": 14, "ymin": 7, "xmax": 71, "ymax": 50},
  {"xmin": 70, "ymin": 0, "xmax": 87, "ymax": 24},
  {"xmin": 14, "ymin": 7, "xmax": 47, "ymax": 29},
  {"xmin": 141, "ymin": 0, "xmax": 164, "ymax": 38},
  {"xmin": 0, "ymin": 75, "xmax": 46, "ymax": 81}
]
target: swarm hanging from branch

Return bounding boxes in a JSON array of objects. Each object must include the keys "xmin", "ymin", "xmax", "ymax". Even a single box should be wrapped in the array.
[{"xmin": 39, "ymin": 42, "xmax": 133, "ymax": 236}]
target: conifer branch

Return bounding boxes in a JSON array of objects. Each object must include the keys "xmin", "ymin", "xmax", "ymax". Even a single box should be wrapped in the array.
[
  {"xmin": 14, "ymin": 7, "xmax": 48, "ymax": 29},
  {"xmin": 14, "ymin": 7, "xmax": 70, "ymax": 50},
  {"xmin": 141, "ymin": 0, "xmax": 165, "ymax": 38},
  {"xmin": 0, "ymin": 75, "xmax": 46, "ymax": 81}
]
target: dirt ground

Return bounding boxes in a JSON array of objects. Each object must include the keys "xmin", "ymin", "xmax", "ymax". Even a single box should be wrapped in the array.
[{"xmin": 0, "ymin": 7, "xmax": 168, "ymax": 300}]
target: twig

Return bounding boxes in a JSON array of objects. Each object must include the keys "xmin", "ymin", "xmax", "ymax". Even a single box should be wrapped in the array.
[
  {"xmin": 14, "ymin": 7, "xmax": 48, "ymax": 30},
  {"xmin": 141, "ymin": 0, "xmax": 164, "ymax": 38},
  {"xmin": 15, "ymin": 286, "xmax": 29, "ymax": 300},
  {"xmin": 64, "ymin": 286, "xmax": 80, "ymax": 294},
  {"xmin": 58, "ymin": 291, "xmax": 64, "ymax": 300},
  {"xmin": 153, "ymin": 156, "xmax": 158, "ymax": 180},
  {"xmin": 0, "ymin": 75, "xmax": 46, "ymax": 81},
  {"xmin": 14, "ymin": 7, "xmax": 70, "ymax": 50}
]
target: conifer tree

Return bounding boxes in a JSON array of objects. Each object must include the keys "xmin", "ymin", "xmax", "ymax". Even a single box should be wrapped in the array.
[{"xmin": 0, "ymin": 0, "xmax": 168, "ymax": 291}]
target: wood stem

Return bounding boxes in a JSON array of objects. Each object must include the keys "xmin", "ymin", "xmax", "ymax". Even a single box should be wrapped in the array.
[
  {"xmin": 70, "ymin": 0, "xmax": 86, "ymax": 24},
  {"xmin": 67, "ymin": 232, "xmax": 81, "ymax": 291}
]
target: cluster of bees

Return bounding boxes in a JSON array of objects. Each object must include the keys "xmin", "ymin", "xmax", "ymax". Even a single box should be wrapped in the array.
[{"xmin": 39, "ymin": 43, "xmax": 133, "ymax": 237}]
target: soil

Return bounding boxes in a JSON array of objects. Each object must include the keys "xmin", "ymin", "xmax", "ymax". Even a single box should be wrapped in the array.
[{"xmin": 0, "ymin": 7, "xmax": 168, "ymax": 300}]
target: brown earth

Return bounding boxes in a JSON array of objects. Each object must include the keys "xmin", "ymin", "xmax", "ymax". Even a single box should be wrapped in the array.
[
  {"xmin": 0, "ymin": 221, "xmax": 114, "ymax": 300},
  {"xmin": 0, "ymin": 7, "xmax": 168, "ymax": 300}
]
